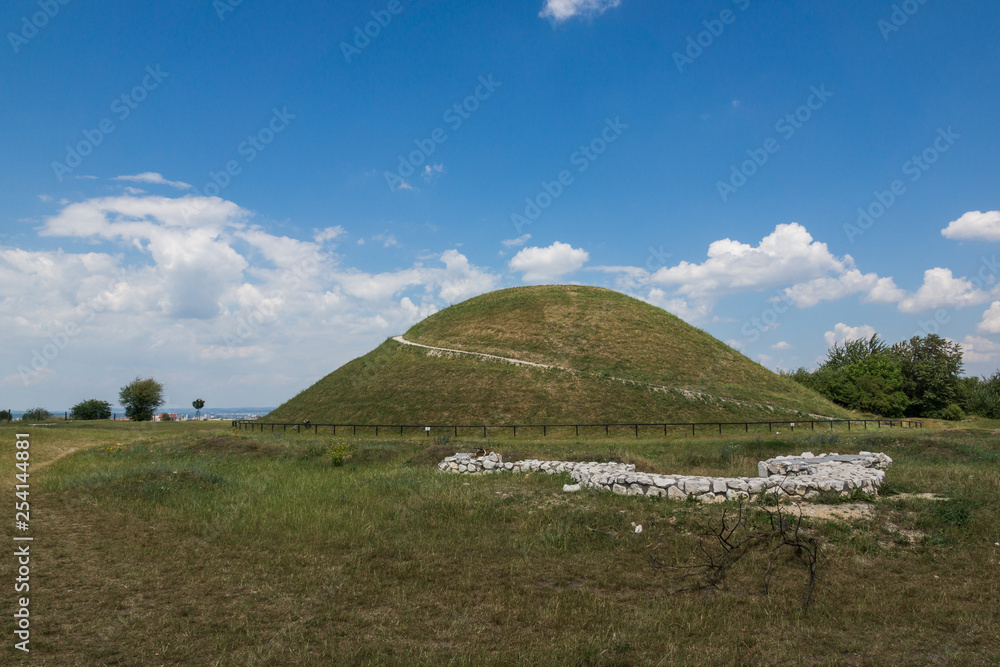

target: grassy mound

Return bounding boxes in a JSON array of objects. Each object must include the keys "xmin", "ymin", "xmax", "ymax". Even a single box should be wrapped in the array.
[{"xmin": 266, "ymin": 285, "xmax": 849, "ymax": 424}]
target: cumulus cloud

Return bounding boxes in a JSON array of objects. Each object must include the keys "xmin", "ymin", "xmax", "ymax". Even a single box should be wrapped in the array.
[
  {"xmin": 540, "ymin": 0, "xmax": 621, "ymax": 22},
  {"xmin": 977, "ymin": 301, "xmax": 1000, "ymax": 334},
  {"xmin": 113, "ymin": 172, "xmax": 192, "ymax": 190},
  {"xmin": 771, "ymin": 341, "xmax": 792, "ymax": 350},
  {"xmin": 961, "ymin": 335, "xmax": 1000, "ymax": 364},
  {"xmin": 40, "ymin": 195, "xmax": 249, "ymax": 319},
  {"xmin": 4, "ymin": 192, "xmax": 504, "ymax": 408},
  {"xmin": 824, "ymin": 323, "xmax": 877, "ymax": 347},
  {"xmin": 941, "ymin": 210, "xmax": 1000, "ymax": 241},
  {"xmin": 595, "ymin": 223, "xmax": 903, "ymax": 321},
  {"xmin": 783, "ymin": 270, "xmax": 905, "ymax": 308},
  {"xmin": 509, "ymin": 241, "xmax": 589, "ymax": 282},
  {"xmin": 643, "ymin": 288, "xmax": 712, "ymax": 322},
  {"xmin": 897, "ymin": 268, "xmax": 989, "ymax": 313},
  {"xmin": 651, "ymin": 224, "xmax": 843, "ymax": 301}
]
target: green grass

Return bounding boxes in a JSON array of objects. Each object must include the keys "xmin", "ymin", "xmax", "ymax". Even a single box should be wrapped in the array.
[
  {"xmin": 267, "ymin": 285, "xmax": 851, "ymax": 424},
  {"xmin": 2, "ymin": 420, "xmax": 998, "ymax": 664}
]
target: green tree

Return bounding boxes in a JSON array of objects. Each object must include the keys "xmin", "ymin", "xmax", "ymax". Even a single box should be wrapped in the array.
[
  {"xmin": 70, "ymin": 399, "xmax": 112, "ymax": 420},
  {"xmin": 192, "ymin": 398, "xmax": 205, "ymax": 418},
  {"xmin": 823, "ymin": 334, "xmax": 888, "ymax": 370},
  {"xmin": 0, "ymin": 409, "xmax": 12, "ymax": 422},
  {"xmin": 22, "ymin": 407, "xmax": 51, "ymax": 421},
  {"xmin": 889, "ymin": 334, "xmax": 964, "ymax": 418},
  {"xmin": 119, "ymin": 377, "xmax": 165, "ymax": 422}
]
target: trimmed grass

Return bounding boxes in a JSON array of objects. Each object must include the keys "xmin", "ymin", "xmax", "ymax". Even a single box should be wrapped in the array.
[
  {"xmin": 1, "ymin": 421, "xmax": 997, "ymax": 664},
  {"xmin": 268, "ymin": 286, "xmax": 851, "ymax": 424}
]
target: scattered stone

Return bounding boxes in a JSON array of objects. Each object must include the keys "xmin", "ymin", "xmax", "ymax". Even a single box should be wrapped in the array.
[{"xmin": 563, "ymin": 483, "xmax": 581, "ymax": 493}]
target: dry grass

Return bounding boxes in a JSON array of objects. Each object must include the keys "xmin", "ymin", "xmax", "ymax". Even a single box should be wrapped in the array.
[{"xmin": 1, "ymin": 421, "xmax": 997, "ymax": 665}]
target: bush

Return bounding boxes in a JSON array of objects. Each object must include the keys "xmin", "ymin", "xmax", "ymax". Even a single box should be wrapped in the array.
[
  {"xmin": 22, "ymin": 407, "xmax": 51, "ymax": 421},
  {"xmin": 71, "ymin": 399, "xmax": 112, "ymax": 420},
  {"xmin": 930, "ymin": 404, "xmax": 965, "ymax": 421},
  {"xmin": 0, "ymin": 409, "xmax": 11, "ymax": 422}
]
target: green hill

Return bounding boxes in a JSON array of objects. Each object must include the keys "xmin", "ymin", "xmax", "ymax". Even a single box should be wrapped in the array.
[{"xmin": 265, "ymin": 285, "xmax": 850, "ymax": 424}]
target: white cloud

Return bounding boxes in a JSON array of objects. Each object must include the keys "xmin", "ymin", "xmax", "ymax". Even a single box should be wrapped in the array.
[
  {"xmin": 501, "ymin": 234, "xmax": 532, "ymax": 247},
  {"xmin": 652, "ymin": 223, "xmax": 843, "ymax": 302},
  {"xmin": 941, "ymin": 210, "xmax": 1000, "ymax": 241},
  {"xmin": 422, "ymin": 164, "xmax": 445, "ymax": 182},
  {"xmin": 643, "ymin": 288, "xmax": 711, "ymax": 322},
  {"xmin": 897, "ymin": 268, "xmax": 989, "ymax": 313},
  {"xmin": 961, "ymin": 335, "xmax": 1000, "ymax": 364},
  {"xmin": 40, "ymin": 195, "xmax": 249, "ymax": 319},
  {"xmin": 2, "ymin": 193, "xmax": 507, "ymax": 409},
  {"xmin": 783, "ymin": 269, "xmax": 905, "ymax": 308},
  {"xmin": 771, "ymin": 341, "xmax": 792, "ymax": 350},
  {"xmin": 596, "ymin": 223, "xmax": 901, "ymax": 319},
  {"xmin": 824, "ymin": 323, "xmax": 877, "ymax": 347},
  {"xmin": 540, "ymin": 0, "xmax": 621, "ymax": 22},
  {"xmin": 977, "ymin": 301, "xmax": 1000, "ymax": 334},
  {"xmin": 114, "ymin": 172, "xmax": 192, "ymax": 190},
  {"xmin": 509, "ymin": 241, "xmax": 589, "ymax": 282},
  {"xmin": 314, "ymin": 226, "xmax": 345, "ymax": 244},
  {"xmin": 372, "ymin": 233, "xmax": 398, "ymax": 248}
]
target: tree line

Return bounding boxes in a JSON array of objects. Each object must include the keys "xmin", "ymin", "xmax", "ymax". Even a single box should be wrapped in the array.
[
  {"xmin": 6, "ymin": 377, "xmax": 206, "ymax": 422},
  {"xmin": 783, "ymin": 333, "xmax": 998, "ymax": 420}
]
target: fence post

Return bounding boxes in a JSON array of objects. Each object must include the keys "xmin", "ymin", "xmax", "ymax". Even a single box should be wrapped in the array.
[
  {"xmin": 744, "ymin": 423, "xmax": 748, "ymax": 433},
  {"xmin": 483, "ymin": 426, "xmax": 487, "ymax": 438},
  {"xmin": 513, "ymin": 425, "xmax": 517, "ymax": 437},
  {"xmin": 691, "ymin": 423, "xmax": 695, "ymax": 436},
  {"xmin": 634, "ymin": 424, "xmax": 638, "ymax": 438},
  {"xmin": 543, "ymin": 425, "xmax": 547, "ymax": 437}
]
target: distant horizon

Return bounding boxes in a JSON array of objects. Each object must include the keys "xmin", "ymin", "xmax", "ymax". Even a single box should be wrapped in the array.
[{"xmin": 5, "ymin": 406, "xmax": 276, "ymax": 418}]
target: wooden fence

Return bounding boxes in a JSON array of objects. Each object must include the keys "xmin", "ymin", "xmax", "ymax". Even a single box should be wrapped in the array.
[{"xmin": 232, "ymin": 418, "xmax": 923, "ymax": 438}]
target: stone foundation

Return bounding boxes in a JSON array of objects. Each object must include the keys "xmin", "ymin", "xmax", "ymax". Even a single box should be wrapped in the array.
[{"xmin": 437, "ymin": 451, "xmax": 892, "ymax": 502}]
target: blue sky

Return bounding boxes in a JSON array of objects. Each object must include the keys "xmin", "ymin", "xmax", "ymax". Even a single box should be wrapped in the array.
[{"xmin": 2, "ymin": 0, "xmax": 999, "ymax": 411}]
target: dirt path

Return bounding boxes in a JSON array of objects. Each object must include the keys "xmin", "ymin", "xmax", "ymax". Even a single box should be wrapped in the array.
[{"xmin": 391, "ymin": 336, "xmax": 838, "ymax": 420}]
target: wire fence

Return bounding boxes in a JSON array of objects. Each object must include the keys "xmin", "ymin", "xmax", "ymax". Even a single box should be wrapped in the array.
[{"xmin": 232, "ymin": 418, "xmax": 923, "ymax": 438}]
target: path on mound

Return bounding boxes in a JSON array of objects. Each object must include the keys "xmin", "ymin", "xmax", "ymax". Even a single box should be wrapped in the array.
[{"xmin": 391, "ymin": 336, "xmax": 836, "ymax": 419}]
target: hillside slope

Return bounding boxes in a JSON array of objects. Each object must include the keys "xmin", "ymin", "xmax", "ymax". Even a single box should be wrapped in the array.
[{"xmin": 266, "ymin": 285, "xmax": 850, "ymax": 424}]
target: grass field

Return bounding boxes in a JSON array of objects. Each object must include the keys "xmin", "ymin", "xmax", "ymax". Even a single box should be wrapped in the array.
[{"xmin": 2, "ymin": 419, "xmax": 998, "ymax": 665}]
